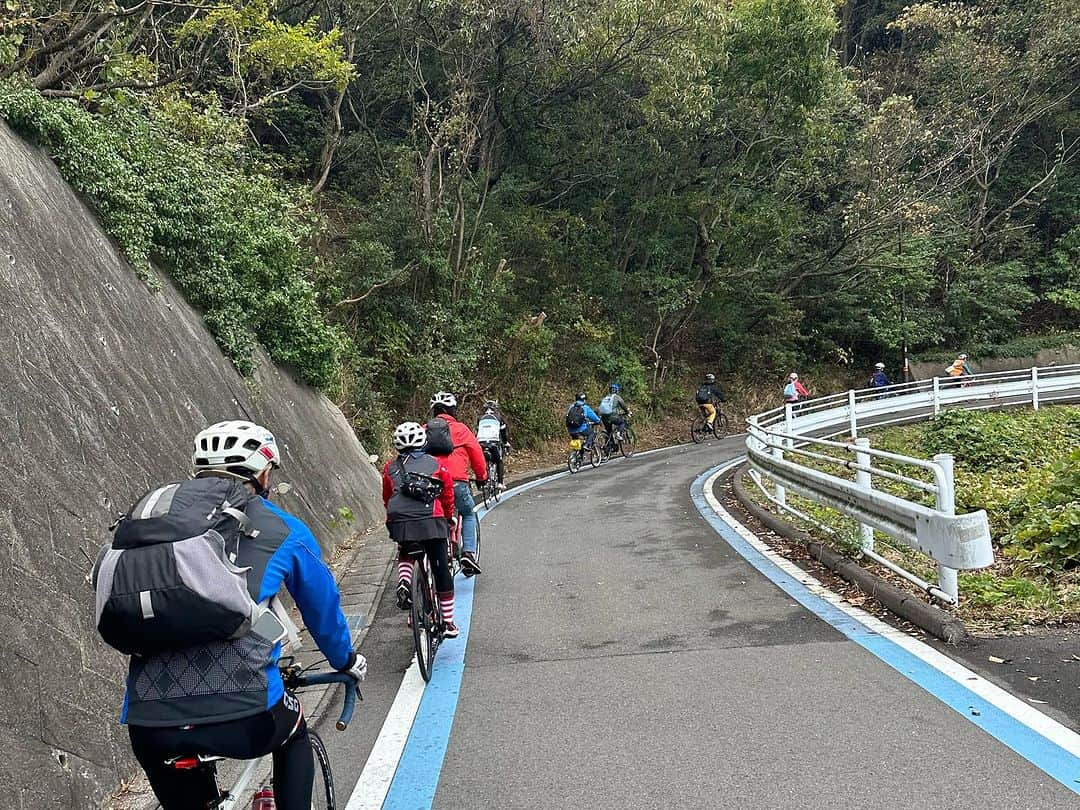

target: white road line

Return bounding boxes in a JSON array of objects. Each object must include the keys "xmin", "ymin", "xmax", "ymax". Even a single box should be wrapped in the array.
[
  {"xmin": 703, "ymin": 462, "xmax": 1080, "ymax": 758},
  {"xmin": 343, "ymin": 440, "xmax": 718, "ymax": 810},
  {"xmin": 344, "ymin": 661, "xmax": 427, "ymax": 810}
]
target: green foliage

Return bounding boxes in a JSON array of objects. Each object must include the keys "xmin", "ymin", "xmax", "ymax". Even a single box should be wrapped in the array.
[
  {"xmin": 1, "ymin": 0, "xmax": 1077, "ymax": 453},
  {"xmin": 920, "ymin": 408, "xmax": 1080, "ymax": 471},
  {"xmin": 0, "ymin": 81, "xmax": 345, "ymax": 386},
  {"xmin": 1004, "ymin": 450, "xmax": 1080, "ymax": 569}
]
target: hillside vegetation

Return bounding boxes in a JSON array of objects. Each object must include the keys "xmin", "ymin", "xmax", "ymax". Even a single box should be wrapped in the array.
[{"xmin": 2, "ymin": 0, "xmax": 1077, "ymax": 449}]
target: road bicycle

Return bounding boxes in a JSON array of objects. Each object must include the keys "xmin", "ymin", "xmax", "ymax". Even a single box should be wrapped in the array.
[
  {"xmin": 163, "ymin": 659, "xmax": 358, "ymax": 809},
  {"xmin": 448, "ymin": 482, "xmax": 483, "ymax": 576},
  {"xmin": 597, "ymin": 417, "xmax": 636, "ymax": 462},
  {"xmin": 479, "ymin": 444, "xmax": 503, "ymax": 508},
  {"xmin": 404, "ymin": 538, "xmax": 454, "ymax": 682},
  {"xmin": 690, "ymin": 407, "xmax": 730, "ymax": 444},
  {"xmin": 566, "ymin": 434, "xmax": 600, "ymax": 473}
]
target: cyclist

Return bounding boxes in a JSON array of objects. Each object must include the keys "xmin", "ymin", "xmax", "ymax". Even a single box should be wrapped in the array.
[
  {"xmin": 565, "ymin": 393, "xmax": 601, "ymax": 448},
  {"xmin": 124, "ymin": 421, "xmax": 367, "ymax": 810},
  {"xmin": 946, "ymin": 353, "xmax": 973, "ymax": 378},
  {"xmin": 693, "ymin": 373, "xmax": 726, "ymax": 431},
  {"xmin": 783, "ymin": 372, "xmax": 810, "ymax": 403},
  {"xmin": 383, "ymin": 422, "xmax": 459, "ymax": 637},
  {"xmin": 598, "ymin": 383, "xmax": 631, "ymax": 447},
  {"xmin": 428, "ymin": 392, "xmax": 487, "ymax": 576},
  {"xmin": 476, "ymin": 400, "xmax": 509, "ymax": 490},
  {"xmin": 870, "ymin": 362, "xmax": 890, "ymax": 388}
]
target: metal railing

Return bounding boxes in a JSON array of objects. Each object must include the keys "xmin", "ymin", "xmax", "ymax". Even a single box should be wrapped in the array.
[{"xmin": 744, "ymin": 363, "xmax": 1080, "ymax": 604}]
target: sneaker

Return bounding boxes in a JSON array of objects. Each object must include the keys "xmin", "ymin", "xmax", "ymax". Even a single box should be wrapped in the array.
[
  {"xmin": 443, "ymin": 622, "xmax": 460, "ymax": 639},
  {"xmin": 460, "ymin": 552, "xmax": 483, "ymax": 576},
  {"xmin": 396, "ymin": 581, "xmax": 411, "ymax": 610},
  {"xmin": 497, "ymin": 482, "xmax": 506, "ymax": 491}
]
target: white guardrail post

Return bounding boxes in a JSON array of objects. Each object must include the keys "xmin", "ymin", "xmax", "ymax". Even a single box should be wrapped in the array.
[
  {"xmin": 933, "ymin": 453, "xmax": 959, "ymax": 603},
  {"xmin": 745, "ymin": 364, "xmax": 1080, "ymax": 605},
  {"xmin": 854, "ymin": 438, "xmax": 874, "ymax": 553}
]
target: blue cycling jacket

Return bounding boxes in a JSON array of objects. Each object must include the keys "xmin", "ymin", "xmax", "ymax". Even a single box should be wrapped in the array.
[
  {"xmin": 121, "ymin": 497, "xmax": 353, "ymax": 727},
  {"xmin": 567, "ymin": 403, "xmax": 601, "ymax": 434}
]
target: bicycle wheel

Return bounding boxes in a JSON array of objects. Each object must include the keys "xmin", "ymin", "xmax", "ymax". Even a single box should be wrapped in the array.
[
  {"xmin": 481, "ymin": 478, "xmax": 492, "ymax": 509},
  {"xmin": 690, "ymin": 417, "xmax": 708, "ymax": 444},
  {"xmin": 620, "ymin": 426, "xmax": 636, "ymax": 458},
  {"xmin": 715, "ymin": 412, "xmax": 730, "ymax": 437},
  {"xmin": 473, "ymin": 518, "xmax": 482, "ymax": 565},
  {"xmin": 595, "ymin": 431, "xmax": 611, "ymax": 463},
  {"xmin": 309, "ymin": 731, "xmax": 336, "ymax": 810},
  {"xmin": 492, "ymin": 477, "xmax": 501, "ymax": 503},
  {"xmin": 588, "ymin": 442, "xmax": 601, "ymax": 468},
  {"xmin": 567, "ymin": 450, "xmax": 581, "ymax": 474},
  {"xmin": 411, "ymin": 561, "xmax": 436, "ymax": 682}
]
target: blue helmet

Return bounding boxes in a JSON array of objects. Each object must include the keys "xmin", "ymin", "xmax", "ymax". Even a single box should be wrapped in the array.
[{"xmin": 610, "ymin": 383, "xmax": 620, "ymax": 392}]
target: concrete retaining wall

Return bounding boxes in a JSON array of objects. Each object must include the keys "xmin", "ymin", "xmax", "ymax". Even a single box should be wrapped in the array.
[{"xmin": 0, "ymin": 121, "xmax": 383, "ymax": 807}]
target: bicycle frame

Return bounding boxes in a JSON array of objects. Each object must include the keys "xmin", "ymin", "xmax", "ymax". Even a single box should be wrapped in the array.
[{"xmin": 184, "ymin": 668, "xmax": 358, "ymax": 810}]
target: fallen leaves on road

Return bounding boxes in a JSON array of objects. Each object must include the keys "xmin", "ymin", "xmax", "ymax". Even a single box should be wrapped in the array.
[{"xmin": 988, "ymin": 655, "xmax": 1011, "ymax": 664}]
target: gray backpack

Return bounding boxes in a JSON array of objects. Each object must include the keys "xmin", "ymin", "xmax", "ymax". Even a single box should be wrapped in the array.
[{"xmin": 92, "ymin": 477, "xmax": 271, "ymax": 656}]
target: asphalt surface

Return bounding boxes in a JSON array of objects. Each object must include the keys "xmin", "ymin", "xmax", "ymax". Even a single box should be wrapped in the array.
[
  {"xmin": 313, "ymin": 438, "xmax": 1076, "ymax": 809},
  {"xmin": 434, "ymin": 440, "xmax": 1072, "ymax": 809}
]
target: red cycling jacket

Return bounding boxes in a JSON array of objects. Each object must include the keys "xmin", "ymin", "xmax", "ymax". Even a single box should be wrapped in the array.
[{"xmin": 429, "ymin": 414, "xmax": 488, "ymax": 483}]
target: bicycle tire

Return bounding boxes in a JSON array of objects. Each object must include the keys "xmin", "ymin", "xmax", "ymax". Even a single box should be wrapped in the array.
[
  {"xmin": 492, "ymin": 479, "xmax": 501, "ymax": 503},
  {"xmin": 715, "ymin": 412, "xmax": 730, "ymax": 437},
  {"xmin": 567, "ymin": 450, "xmax": 581, "ymax": 474},
  {"xmin": 481, "ymin": 479, "xmax": 492, "ymax": 509},
  {"xmin": 596, "ymin": 431, "xmax": 611, "ymax": 463},
  {"xmin": 690, "ymin": 417, "xmax": 708, "ymax": 444},
  {"xmin": 411, "ymin": 561, "xmax": 436, "ymax": 682},
  {"xmin": 588, "ymin": 442, "xmax": 601, "ymax": 468},
  {"xmin": 309, "ymin": 731, "xmax": 336, "ymax": 810},
  {"xmin": 473, "ymin": 518, "xmax": 482, "ymax": 565},
  {"xmin": 620, "ymin": 427, "xmax": 636, "ymax": 458}
]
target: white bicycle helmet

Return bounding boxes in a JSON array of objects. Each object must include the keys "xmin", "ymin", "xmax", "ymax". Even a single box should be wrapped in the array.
[
  {"xmin": 430, "ymin": 391, "xmax": 457, "ymax": 408},
  {"xmin": 393, "ymin": 421, "xmax": 427, "ymax": 450},
  {"xmin": 875, "ymin": 362, "xmax": 885, "ymax": 369},
  {"xmin": 193, "ymin": 420, "xmax": 280, "ymax": 475}
]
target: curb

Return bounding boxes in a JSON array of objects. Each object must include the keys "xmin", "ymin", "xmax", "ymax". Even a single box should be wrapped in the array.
[{"xmin": 727, "ymin": 463, "xmax": 968, "ymax": 645}]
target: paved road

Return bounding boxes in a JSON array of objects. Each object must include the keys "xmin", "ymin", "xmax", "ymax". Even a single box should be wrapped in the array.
[{"xmin": 326, "ymin": 439, "xmax": 1074, "ymax": 809}]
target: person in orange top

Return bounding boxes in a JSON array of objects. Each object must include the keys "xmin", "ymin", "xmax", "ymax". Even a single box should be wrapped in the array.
[{"xmin": 427, "ymin": 392, "xmax": 487, "ymax": 576}]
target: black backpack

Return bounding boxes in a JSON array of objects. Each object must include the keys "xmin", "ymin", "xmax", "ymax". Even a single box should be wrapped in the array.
[
  {"xmin": 694, "ymin": 385, "xmax": 713, "ymax": 404},
  {"xmin": 565, "ymin": 403, "xmax": 586, "ymax": 430},
  {"xmin": 92, "ymin": 477, "xmax": 263, "ymax": 656},
  {"xmin": 425, "ymin": 417, "xmax": 454, "ymax": 456},
  {"xmin": 395, "ymin": 457, "xmax": 444, "ymax": 505}
]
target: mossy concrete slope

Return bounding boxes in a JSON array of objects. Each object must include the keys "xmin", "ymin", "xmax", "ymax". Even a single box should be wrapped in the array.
[{"xmin": 0, "ymin": 120, "xmax": 382, "ymax": 807}]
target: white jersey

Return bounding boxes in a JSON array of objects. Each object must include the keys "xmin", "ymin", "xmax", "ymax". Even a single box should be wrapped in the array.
[{"xmin": 476, "ymin": 416, "xmax": 502, "ymax": 443}]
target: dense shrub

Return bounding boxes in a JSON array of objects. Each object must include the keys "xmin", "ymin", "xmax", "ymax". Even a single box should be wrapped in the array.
[
  {"xmin": 921, "ymin": 407, "xmax": 1080, "ymax": 471},
  {"xmin": 1004, "ymin": 450, "xmax": 1080, "ymax": 569},
  {"xmin": 0, "ymin": 81, "xmax": 345, "ymax": 388}
]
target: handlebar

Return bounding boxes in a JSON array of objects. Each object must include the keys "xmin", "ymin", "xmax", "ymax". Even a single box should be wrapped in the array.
[{"xmin": 285, "ymin": 670, "xmax": 360, "ymax": 731}]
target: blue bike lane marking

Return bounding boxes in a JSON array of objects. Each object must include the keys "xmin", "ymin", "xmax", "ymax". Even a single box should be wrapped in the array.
[{"xmin": 691, "ymin": 460, "xmax": 1080, "ymax": 797}]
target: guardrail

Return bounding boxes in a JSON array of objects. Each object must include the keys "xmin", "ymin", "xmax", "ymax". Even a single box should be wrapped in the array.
[{"xmin": 744, "ymin": 364, "xmax": 1080, "ymax": 604}]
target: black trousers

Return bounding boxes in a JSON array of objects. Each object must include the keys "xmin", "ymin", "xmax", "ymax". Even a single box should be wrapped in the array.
[
  {"xmin": 129, "ymin": 695, "xmax": 313, "ymax": 810},
  {"xmin": 481, "ymin": 441, "xmax": 504, "ymax": 484}
]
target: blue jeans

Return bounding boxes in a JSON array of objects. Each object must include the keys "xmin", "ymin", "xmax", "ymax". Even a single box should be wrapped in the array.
[{"xmin": 454, "ymin": 482, "xmax": 478, "ymax": 555}]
